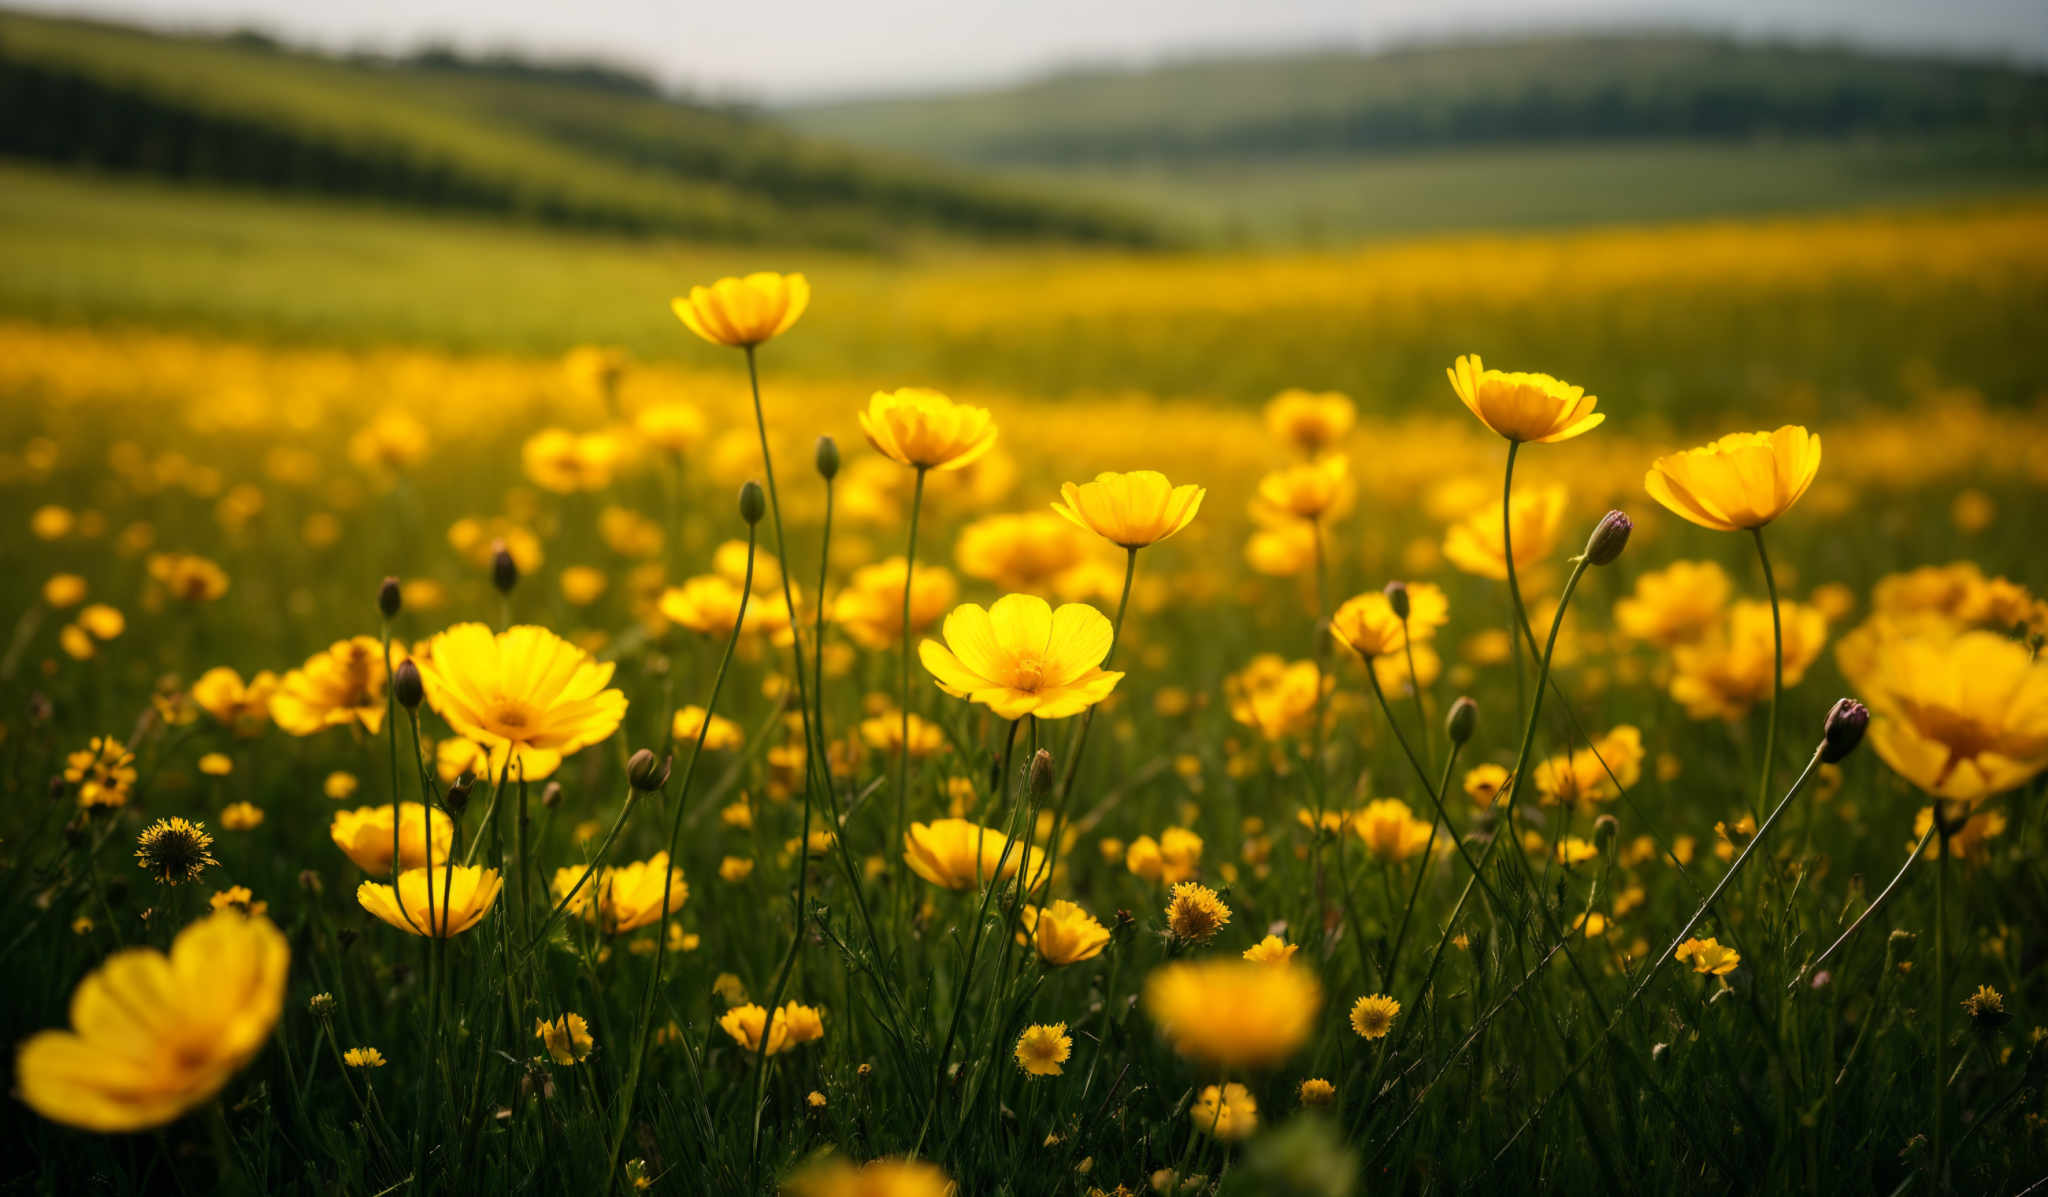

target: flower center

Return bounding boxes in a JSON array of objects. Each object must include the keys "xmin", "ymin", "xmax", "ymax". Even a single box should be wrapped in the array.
[{"xmin": 1010, "ymin": 652, "xmax": 1048, "ymax": 692}]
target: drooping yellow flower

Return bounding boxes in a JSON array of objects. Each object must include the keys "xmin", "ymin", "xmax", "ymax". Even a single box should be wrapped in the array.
[
  {"xmin": 670, "ymin": 272, "xmax": 809, "ymax": 348},
  {"xmin": 1865, "ymin": 629, "xmax": 2048, "ymax": 802},
  {"xmin": 1442, "ymin": 485, "xmax": 1568, "ymax": 580},
  {"xmin": 1190, "ymin": 1083, "xmax": 1259, "ymax": 1139},
  {"xmin": 1675, "ymin": 936, "xmax": 1741, "ymax": 976},
  {"xmin": 718, "ymin": 1001, "xmax": 824, "ymax": 1055},
  {"xmin": 1243, "ymin": 935, "xmax": 1300, "ymax": 965},
  {"xmin": 549, "ymin": 852, "xmax": 688, "ymax": 936},
  {"xmin": 1143, "ymin": 958, "xmax": 1322, "ymax": 1069},
  {"xmin": 357, "ymin": 866, "xmax": 503, "ymax": 938},
  {"xmin": 1446, "ymin": 354, "xmax": 1603, "ymax": 444},
  {"xmin": 1264, "ymin": 389, "xmax": 1355, "ymax": 455},
  {"xmin": 919, "ymin": 594, "xmax": 1122, "ymax": 720},
  {"xmin": 330, "ymin": 804, "xmax": 452, "ymax": 874},
  {"xmin": 1350, "ymin": 799, "xmax": 1434, "ymax": 864},
  {"xmin": 16, "ymin": 910, "xmax": 288, "ymax": 1132},
  {"xmin": 1052, "ymin": 470, "xmax": 1205, "ymax": 549},
  {"xmin": 535, "ymin": 1012, "xmax": 594, "ymax": 1065},
  {"xmin": 271, "ymin": 636, "xmax": 400, "ymax": 736},
  {"xmin": 413, "ymin": 624, "xmax": 627, "ymax": 781},
  {"xmin": 858, "ymin": 388, "xmax": 999, "ymax": 472},
  {"xmin": 1254, "ymin": 454, "xmax": 1352, "ymax": 521},
  {"xmin": 191, "ymin": 667, "xmax": 278, "ymax": 737},
  {"xmin": 1165, "ymin": 881, "xmax": 1231, "ymax": 943},
  {"xmin": 783, "ymin": 1157, "xmax": 954, "ymax": 1197},
  {"xmin": 65, "ymin": 735, "xmax": 136, "ymax": 809},
  {"xmin": 902, "ymin": 818, "xmax": 1048, "ymax": 892},
  {"xmin": 1014, "ymin": 1023, "xmax": 1072, "ymax": 1077},
  {"xmin": 1021, "ymin": 900, "xmax": 1111, "ymax": 966},
  {"xmin": 1645, "ymin": 426, "xmax": 1822, "ymax": 532},
  {"xmin": 831, "ymin": 558, "xmax": 958, "ymax": 650},
  {"xmin": 1669, "ymin": 601, "xmax": 1829, "ymax": 721},
  {"xmin": 1614, "ymin": 560, "xmax": 1732, "ymax": 648},
  {"xmin": 1349, "ymin": 993, "xmax": 1402, "ymax": 1040},
  {"xmin": 1328, "ymin": 591, "xmax": 1408, "ymax": 658}
]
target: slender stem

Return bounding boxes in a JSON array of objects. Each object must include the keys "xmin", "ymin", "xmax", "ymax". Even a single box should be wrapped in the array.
[
  {"xmin": 1383, "ymin": 745, "xmax": 1461, "ymax": 983},
  {"xmin": 1049, "ymin": 546, "xmax": 1138, "ymax": 877},
  {"xmin": 1752, "ymin": 527, "xmax": 1784, "ymax": 820},
  {"xmin": 1933, "ymin": 817, "xmax": 1951, "ymax": 1193},
  {"xmin": 1399, "ymin": 612, "xmax": 1433, "ymax": 771},
  {"xmin": 1802, "ymin": 823, "xmax": 1937, "ymax": 981},
  {"xmin": 1502, "ymin": 441, "xmax": 1527, "ymax": 713},
  {"xmin": 895, "ymin": 467, "xmax": 928, "ymax": 935},
  {"xmin": 381, "ymin": 626, "xmax": 421, "ymax": 935}
]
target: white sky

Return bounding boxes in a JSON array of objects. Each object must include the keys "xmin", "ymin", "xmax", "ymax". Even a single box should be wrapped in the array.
[{"xmin": 14, "ymin": 0, "xmax": 2048, "ymax": 103}]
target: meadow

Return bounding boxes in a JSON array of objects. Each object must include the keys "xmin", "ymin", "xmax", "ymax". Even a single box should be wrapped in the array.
[{"xmin": 1, "ymin": 165, "xmax": 2046, "ymax": 1196}]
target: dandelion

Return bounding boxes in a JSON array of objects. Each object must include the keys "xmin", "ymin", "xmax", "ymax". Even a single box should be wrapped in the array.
[
  {"xmin": 1963, "ymin": 985, "xmax": 2010, "ymax": 1030},
  {"xmin": 15, "ymin": 910, "xmax": 288, "ymax": 1131},
  {"xmin": 343, "ymin": 1047, "xmax": 387, "ymax": 1069},
  {"xmin": 1190, "ymin": 1082, "xmax": 1259, "ymax": 1139},
  {"xmin": 1350, "ymin": 993, "xmax": 1401, "ymax": 1040},
  {"xmin": 920, "ymin": 594, "xmax": 1123, "ymax": 720},
  {"xmin": 412, "ymin": 624, "xmax": 628, "ymax": 780},
  {"xmin": 1447, "ymin": 354, "xmax": 1603, "ymax": 444},
  {"xmin": 671, "ymin": 272, "xmax": 809, "ymax": 348},
  {"xmin": 135, "ymin": 817, "xmax": 218, "ymax": 885},
  {"xmin": 64, "ymin": 736, "xmax": 136, "ymax": 809},
  {"xmin": 1021, "ymin": 899, "xmax": 1111, "ymax": 966},
  {"xmin": 1165, "ymin": 881, "xmax": 1231, "ymax": 943},
  {"xmin": 1675, "ymin": 936, "xmax": 1741, "ymax": 975},
  {"xmin": 357, "ymin": 866, "xmax": 503, "ymax": 938},
  {"xmin": 1052, "ymin": 470, "xmax": 1205, "ymax": 549},
  {"xmin": 549, "ymin": 852, "xmax": 688, "ymax": 936},
  {"xmin": 1015, "ymin": 1023, "xmax": 1072, "ymax": 1076},
  {"xmin": 1144, "ymin": 958, "xmax": 1321, "ymax": 1068}
]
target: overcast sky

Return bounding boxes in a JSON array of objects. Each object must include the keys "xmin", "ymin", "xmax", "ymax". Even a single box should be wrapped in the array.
[{"xmin": 15, "ymin": 0, "xmax": 2048, "ymax": 102}]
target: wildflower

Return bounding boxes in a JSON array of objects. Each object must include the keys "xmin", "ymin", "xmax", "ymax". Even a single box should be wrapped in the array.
[
  {"xmin": 1675, "ymin": 936, "xmax": 1741, "ymax": 975},
  {"xmin": 1351, "ymin": 799, "xmax": 1434, "ymax": 863},
  {"xmin": 637, "ymin": 401, "xmax": 706, "ymax": 455},
  {"xmin": 196, "ymin": 753, "xmax": 233, "ymax": 778},
  {"xmin": 1464, "ymin": 763, "xmax": 1510, "ymax": 806},
  {"xmin": 672, "ymin": 705, "xmax": 744, "ymax": 751},
  {"xmin": 1015, "ymin": 1023, "xmax": 1073, "ymax": 1077},
  {"xmin": 1264, "ymin": 388, "xmax": 1355, "ymax": 455},
  {"xmin": 219, "ymin": 801, "xmax": 263, "ymax": 830},
  {"xmin": 1446, "ymin": 354, "xmax": 1603, "ymax": 443},
  {"xmin": 1243, "ymin": 935, "xmax": 1299, "ymax": 965},
  {"xmin": 1165, "ymin": 882, "xmax": 1231, "ymax": 943},
  {"xmin": 719, "ymin": 1002, "xmax": 824, "ymax": 1055},
  {"xmin": 1443, "ymin": 485, "xmax": 1567, "ymax": 580},
  {"xmin": 146, "ymin": 551, "xmax": 230, "ymax": 601},
  {"xmin": 15, "ymin": 909, "xmax": 288, "ymax": 1131},
  {"xmin": 65, "ymin": 736, "xmax": 136, "ymax": 809},
  {"xmin": 659, "ymin": 574, "xmax": 795, "ymax": 643},
  {"xmin": 1532, "ymin": 726, "xmax": 1645, "ymax": 808},
  {"xmin": 560, "ymin": 566, "xmax": 608, "ymax": 606},
  {"xmin": 521, "ymin": 428, "xmax": 619, "ymax": 494},
  {"xmin": 210, "ymin": 886, "xmax": 267, "ymax": 916},
  {"xmin": 77, "ymin": 604, "xmax": 125, "ymax": 640},
  {"xmin": 1349, "ymin": 993, "xmax": 1401, "ymax": 1040},
  {"xmin": 1614, "ymin": 561, "xmax": 1731, "ymax": 648},
  {"xmin": 330, "ymin": 804, "xmax": 451, "ymax": 873},
  {"xmin": 324, "ymin": 771, "xmax": 359, "ymax": 800},
  {"xmin": 1670, "ymin": 602, "xmax": 1830, "ymax": 720},
  {"xmin": 271, "ymin": 637, "xmax": 400, "ymax": 736},
  {"xmin": 1963, "ymin": 985, "xmax": 2010, "ymax": 1030},
  {"xmin": 859, "ymin": 712, "xmax": 948, "ymax": 758},
  {"xmin": 920, "ymin": 594, "xmax": 1123, "ymax": 720},
  {"xmin": 357, "ymin": 866, "xmax": 503, "ymax": 937},
  {"xmin": 671, "ymin": 272, "xmax": 809, "ymax": 347},
  {"xmin": 719, "ymin": 856, "xmax": 755, "ymax": 883},
  {"xmin": 1864, "ymin": 629, "xmax": 2048, "ymax": 802},
  {"xmin": 954, "ymin": 512, "xmax": 1094, "ymax": 592},
  {"xmin": 1126, "ymin": 828, "xmax": 1204, "ymax": 884},
  {"xmin": 1299, "ymin": 1077, "xmax": 1336, "ymax": 1106},
  {"xmin": 858, "ymin": 388, "xmax": 999, "ymax": 471},
  {"xmin": 1190, "ymin": 1083, "xmax": 1259, "ymax": 1139},
  {"xmin": 136, "ymin": 818, "xmax": 218, "ymax": 885},
  {"xmin": 1912, "ymin": 805, "xmax": 2009, "ymax": 860},
  {"xmin": 42, "ymin": 573, "xmax": 87, "ymax": 607},
  {"xmin": 1022, "ymin": 899, "xmax": 1111, "ymax": 965},
  {"xmin": 1644, "ymin": 426, "xmax": 1822, "ymax": 531},
  {"xmin": 903, "ymin": 818, "xmax": 1048, "ymax": 892},
  {"xmin": 1224, "ymin": 654, "xmax": 1327, "ymax": 741},
  {"xmin": 1553, "ymin": 836, "xmax": 1599, "ymax": 867},
  {"xmin": 1328, "ymin": 591, "xmax": 1408, "ymax": 658},
  {"xmin": 831, "ymin": 558, "xmax": 958, "ymax": 650},
  {"xmin": 533, "ymin": 1013, "xmax": 595, "ymax": 1065},
  {"xmin": 348, "ymin": 410, "xmax": 430, "ymax": 474},
  {"xmin": 549, "ymin": 852, "xmax": 688, "ymax": 936},
  {"xmin": 1255, "ymin": 454, "xmax": 1352, "ymax": 520},
  {"xmin": 1052, "ymin": 470, "xmax": 1205, "ymax": 548},
  {"xmin": 624, "ymin": 1159, "xmax": 657, "ymax": 1191},
  {"xmin": 1144, "ymin": 958, "xmax": 1322, "ymax": 1068},
  {"xmin": 343, "ymin": 1047, "xmax": 387, "ymax": 1069},
  {"xmin": 783, "ymin": 1158, "xmax": 953, "ymax": 1197},
  {"xmin": 413, "ymin": 624, "xmax": 628, "ymax": 781}
]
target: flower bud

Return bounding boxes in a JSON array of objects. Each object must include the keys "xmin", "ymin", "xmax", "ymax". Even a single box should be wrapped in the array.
[
  {"xmin": 308, "ymin": 992, "xmax": 337, "ymax": 1017},
  {"xmin": 628, "ymin": 748, "xmax": 672, "ymax": 792},
  {"xmin": 445, "ymin": 771, "xmax": 477, "ymax": 816},
  {"xmin": 1582, "ymin": 510, "xmax": 1632, "ymax": 566},
  {"xmin": 1446, "ymin": 696, "xmax": 1478, "ymax": 746},
  {"xmin": 1592, "ymin": 813, "xmax": 1619, "ymax": 856},
  {"xmin": 490, "ymin": 540, "xmax": 519, "ymax": 595},
  {"xmin": 1029, "ymin": 749, "xmax": 1055, "ymax": 798},
  {"xmin": 541, "ymin": 780, "xmax": 564, "ymax": 809},
  {"xmin": 739, "ymin": 481, "xmax": 766, "ymax": 526},
  {"xmin": 393, "ymin": 659, "xmax": 424, "ymax": 710},
  {"xmin": 1819, "ymin": 698, "xmax": 1868, "ymax": 763},
  {"xmin": 815, "ymin": 435, "xmax": 840, "ymax": 480},
  {"xmin": 1383, "ymin": 580, "xmax": 1410, "ymax": 619},
  {"xmin": 1886, "ymin": 928, "xmax": 1917, "ymax": 965},
  {"xmin": 377, "ymin": 575, "xmax": 402, "ymax": 619}
]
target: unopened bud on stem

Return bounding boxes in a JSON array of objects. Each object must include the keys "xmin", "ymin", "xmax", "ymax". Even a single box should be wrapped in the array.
[
  {"xmin": 1029, "ymin": 749, "xmax": 1054, "ymax": 798},
  {"xmin": 628, "ymin": 748, "xmax": 672, "ymax": 792},
  {"xmin": 1446, "ymin": 696, "xmax": 1478, "ymax": 746},
  {"xmin": 490, "ymin": 540, "xmax": 519, "ymax": 595},
  {"xmin": 1820, "ymin": 698, "xmax": 1869, "ymax": 763},
  {"xmin": 1582, "ymin": 510, "xmax": 1632, "ymax": 566},
  {"xmin": 815, "ymin": 436, "xmax": 840, "ymax": 480},
  {"xmin": 393, "ymin": 659, "xmax": 424, "ymax": 710},
  {"xmin": 739, "ymin": 481, "xmax": 767, "ymax": 526},
  {"xmin": 377, "ymin": 575, "xmax": 402, "ymax": 620},
  {"xmin": 1383, "ymin": 580, "xmax": 1410, "ymax": 619}
]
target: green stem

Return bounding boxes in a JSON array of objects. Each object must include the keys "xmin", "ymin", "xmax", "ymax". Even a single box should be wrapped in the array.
[
  {"xmin": 895, "ymin": 467, "xmax": 928, "ymax": 936},
  {"xmin": 1752, "ymin": 527, "xmax": 1784, "ymax": 820},
  {"xmin": 1048, "ymin": 546, "xmax": 1138, "ymax": 881},
  {"xmin": 1502, "ymin": 441, "xmax": 1527, "ymax": 713},
  {"xmin": 1933, "ymin": 817, "xmax": 1950, "ymax": 1193}
]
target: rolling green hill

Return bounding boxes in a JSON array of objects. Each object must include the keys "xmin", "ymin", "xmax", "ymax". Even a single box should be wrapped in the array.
[
  {"xmin": 0, "ymin": 9, "xmax": 1162, "ymax": 247},
  {"xmin": 790, "ymin": 34, "xmax": 2048, "ymax": 164}
]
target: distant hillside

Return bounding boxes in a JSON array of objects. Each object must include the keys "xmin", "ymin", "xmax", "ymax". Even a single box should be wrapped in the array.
[
  {"xmin": 789, "ymin": 34, "xmax": 2048, "ymax": 165},
  {"xmin": 0, "ymin": 10, "xmax": 1163, "ymax": 247}
]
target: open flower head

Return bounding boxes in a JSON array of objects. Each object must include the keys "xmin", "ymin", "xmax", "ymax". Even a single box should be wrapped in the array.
[
  {"xmin": 413, "ymin": 624, "xmax": 627, "ymax": 781},
  {"xmin": 1865, "ymin": 628, "xmax": 2048, "ymax": 801},
  {"xmin": 1264, "ymin": 389, "xmax": 1355, "ymax": 455},
  {"xmin": 920, "ymin": 594, "xmax": 1122, "ymax": 720},
  {"xmin": 783, "ymin": 1158, "xmax": 953, "ymax": 1197},
  {"xmin": 549, "ymin": 852, "xmax": 688, "ymax": 936},
  {"xmin": 16, "ymin": 910, "xmax": 288, "ymax": 1131},
  {"xmin": 1052, "ymin": 470, "xmax": 1205, "ymax": 548},
  {"xmin": 1143, "ymin": 958, "xmax": 1322, "ymax": 1069},
  {"xmin": 1190, "ymin": 1083, "xmax": 1259, "ymax": 1140},
  {"xmin": 271, "ymin": 637, "xmax": 399, "ymax": 737},
  {"xmin": 357, "ymin": 866, "xmax": 503, "ymax": 938},
  {"xmin": 330, "ymin": 803, "xmax": 452, "ymax": 874},
  {"xmin": 671, "ymin": 272, "xmax": 808, "ymax": 348},
  {"xmin": 903, "ymin": 818, "xmax": 1049, "ymax": 892},
  {"xmin": 1645, "ymin": 426, "xmax": 1822, "ymax": 532},
  {"xmin": 1349, "ymin": 993, "xmax": 1402, "ymax": 1040},
  {"xmin": 719, "ymin": 1001, "xmax": 825, "ymax": 1056},
  {"xmin": 1165, "ymin": 881, "xmax": 1231, "ymax": 943},
  {"xmin": 859, "ymin": 388, "xmax": 998, "ymax": 471},
  {"xmin": 1022, "ymin": 899, "xmax": 1111, "ymax": 966},
  {"xmin": 1329, "ymin": 591, "xmax": 1408, "ymax": 658},
  {"xmin": 1675, "ymin": 936, "xmax": 1741, "ymax": 976},
  {"xmin": 1443, "ymin": 485, "xmax": 1568, "ymax": 580},
  {"xmin": 535, "ymin": 1013, "xmax": 594, "ymax": 1065},
  {"xmin": 1255, "ymin": 454, "xmax": 1352, "ymax": 521},
  {"xmin": 1014, "ymin": 1023, "xmax": 1072, "ymax": 1077},
  {"xmin": 1447, "ymin": 354, "xmax": 1603, "ymax": 443}
]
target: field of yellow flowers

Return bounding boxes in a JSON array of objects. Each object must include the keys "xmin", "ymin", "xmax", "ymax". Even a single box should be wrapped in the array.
[{"xmin": 2, "ymin": 201, "xmax": 2046, "ymax": 1196}]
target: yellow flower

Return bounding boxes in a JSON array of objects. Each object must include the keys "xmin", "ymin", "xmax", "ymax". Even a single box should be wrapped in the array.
[
  {"xmin": 1299, "ymin": 1077, "xmax": 1337, "ymax": 1106},
  {"xmin": 1531, "ymin": 726, "xmax": 1645, "ymax": 808},
  {"xmin": 953, "ymin": 512, "xmax": 1095, "ymax": 592},
  {"xmin": 1912, "ymin": 804, "xmax": 2009, "ymax": 861},
  {"xmin": 1052, "ymin": 470, "xmax": 1205, "ymax": 549},
  {"xmin": 1866, "ymin": 629, "xmax": 2048, "ymax": 802},
  {"xmin": 1675, "ymin": 936, "xmax": 1741, "ymax": 976},
  {"xmin": 1190, "ymin": 1083, "xmax": 1259, "ymax": 1139},
  {"xmin": 16, "ymin": 909, "xmax": 288, "ymax": 1132},
  {"xmin": 271, "ymin": 637, "xmax": 400, "ymax": 737},
  {"xmin": 1014, "ymin": 1023, "xmax": 1072, "ymax": 1077},
  {"xmin": 1645, "ymin": 426, "xmax": 1822, "ymax": 531},
  {"xmin": 521, "ymin": 428, "xmax": 618, "ymax": 494},
  {"xmin": 659, "ymin": 575, "xmax": 796, "ymax": 644},
  {"xmin": 1349, "ymin": 993, "xmax": 1401, "ymax": 1040},
  {"xmin": 42, "ymin": 573, "xmax": 87, "ymax": 607},
  {"xmin": 324, "ymin": 771, "xmax": 359, "ymax": 800},
  {"xmin": 783, "ymin": 1158, "xmax": 953, "ymax": 1197},
  {"xmin": 344, "ymin": 1047, "xmax": 387, "ymax": 1069},
  {"xmin": 1243, "ymin": 935, "xmax": 1299, "ymax": 965},
  {"xmin": 560, "ymin": 565, "xmax": 609, "ymax": 606},
  {"xmin": 357, "ymin": 866, "xmax": 503, "ymax": 938},
  {"xmin": 209, "ymin": 886, "xmax": 267, "ymax": 917},
  {"xmin": 832, "ymin": 558, "xmax": 959, "ymax": 651},
  {"xmin": 1165, "ymin": 881, "xmax": 1231, "ymax": 943},
  {"xmin": 1669, "ymin": 601, "xmax": 1829, "ymax": 721},
  {"xmin": 1614, "ymin": 560, "xmax": 1732, "ymax": 647},
  {"xmin": 718, "ymin": 1002, "xmax": 824, "ymax": 1055},
  {"xmin": 549, "ymin": 852, "xmax": 688, "ymax": 936},
  {"xmin": 902, "ymin": 818, "xmax": 1048, "ymax": 892},
  {"xmin": 535, "ymin": 1013, "xmax": 594, "ymax": 1065},
  {"xmin": 146, "ymin": 552, "xmax": 230, "ymax": 601},
  {"xmin": 414, "ymin": 624, "xmax": 628, "ymax": 781},
  {"xmin": 635, "ymin": 401, "xmax": 706, "ymax": 455},
  {"xmin": 1328, "ymin": 591, "xmax": 1408, "ymax": 658},
  {"xmin": 135, "ymin": 817, "xmax": 218, "ymax": 885},
  {"xmin": 1255, "ymin": 454, "xmax": 1352, "ymax": 521},
  {"xmin": 330, "ymin": 804, "xmax": 452, "ymax": 874},
  {"xmin": 858, "ymin": 388, "xmax": 999, "ymax": 471},
  {"xmin": 919, "ymin": 594, "xmax": 1122, "ymax": 720},
  {"xmin": 859, "ymin": 712, "xmax": 948, "ymax": 758},
  {"xmin": 1463, "ymin": 763, "xmax": 1510, "ymax": 807},
  {"xmin": 1553, "ymin": 836, "xmax": 1600, "ymax": 867},
  {"xmin": 719, "ymin": 856, "xmax": 755, "ymax": 883},
  {"xmin": 1144, "ymin": 958, "xmax": 1321, "ymax": 1069},
  {"xmin": 218, "ymin": 801, "xmax": 263, "ymax": 830},
  {"xmin": 1446, "ymin": 353, "xmax": 1603, "ymax": 443},
  {"xmin": 65, "ymin": 735, "xmax": 136, "ymax": 809},
  {"xmin": 1224, "ymin": 654, "xmax": 1327, "ymax": 741},
  {"xmin": 1264, "ymin": 388, "xmax": 1355, "ymax": 455},
  {"xmin": 191, "ymin": 668, "xmax": 277, "ymax": 736},
  {"xmin": 672, "ymin": 704, "xmax": 744, "ymax": 751},
  {"xmin": 1021, "ymin": 900, "xmax": 1111, "ymax": 966},
  {"xmin": 671, "ymin": 272, "xmax": 809, "ymax": 348},
  {"xmin": 1350, "ymin": 799, "xmax": 1434, "ymax": 864},
  {"xmin": 1125, "ymin": 828, "xmax": 1204, "ymax": 885},
  {"xmin": 1443, "ymin": 485, "xmax": 1568, "ymax": 580}
]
